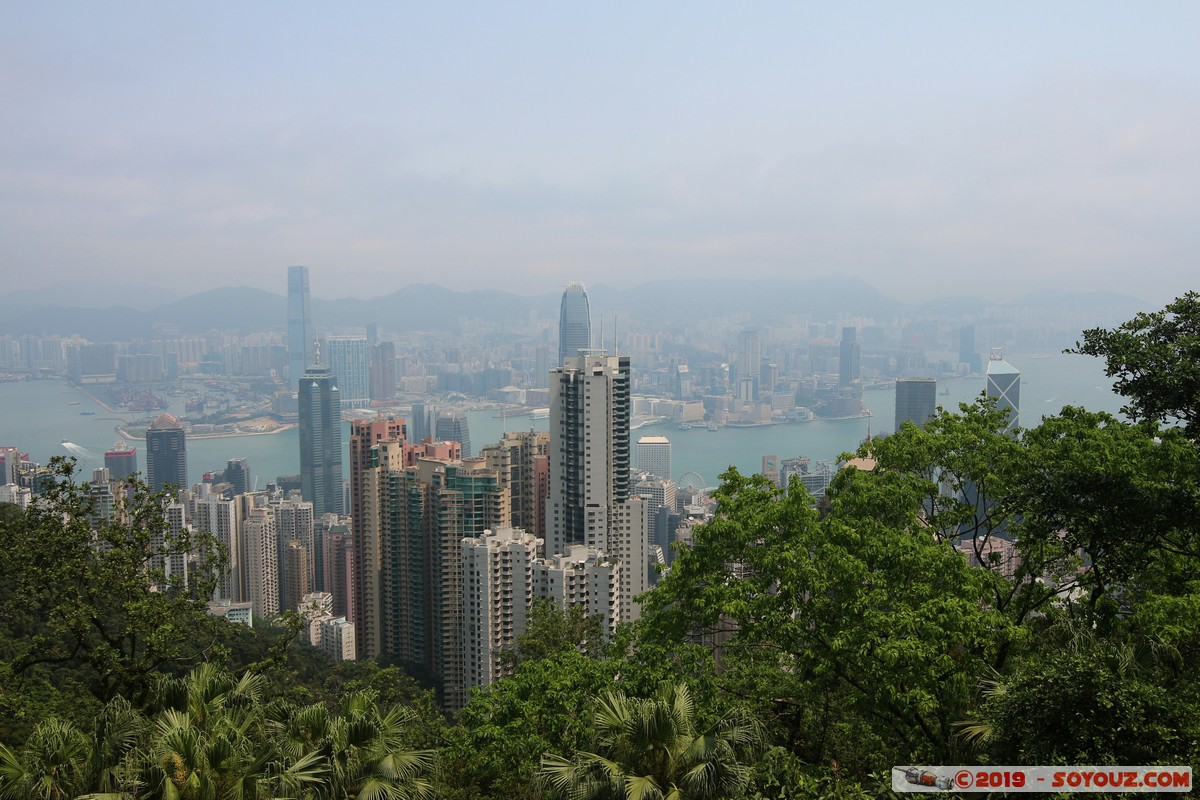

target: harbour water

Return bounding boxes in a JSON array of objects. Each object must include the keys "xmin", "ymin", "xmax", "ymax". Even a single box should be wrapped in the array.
[{"xmin": 0, "ymin": 352, "xmax": 1123, "ymax": 491}]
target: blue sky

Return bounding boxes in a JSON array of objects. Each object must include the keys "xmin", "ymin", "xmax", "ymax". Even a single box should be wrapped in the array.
[{"xmin": 4, "ymin": 2, "xmax": 1199, "ymax": 304}]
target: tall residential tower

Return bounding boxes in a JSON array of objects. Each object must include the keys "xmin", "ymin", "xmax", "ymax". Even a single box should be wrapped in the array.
[{"xmin": 547, "ymin": 353, "xmax": 648, "ymax": 621}]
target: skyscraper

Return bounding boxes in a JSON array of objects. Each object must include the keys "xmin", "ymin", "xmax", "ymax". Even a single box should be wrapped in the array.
[
  {"xmin": 986, "ymin": 349, "xmax": 1021, "ymax": 433},
  {"xmin": 558, "ymin": 282, "xmax": 592, "ymax": 366},
  {"xmin": 299, "ymin": 361, "xmax": 344, "ymax": 516},
  {"xmin": 736, "ymin": 330, "xmax": 761, "ymax": 402},
  {"xmin": 959, "ymin": 325, "xmax": 980, "ymax": 373},
  {"xmin": 839, "ymin": 326, "xmax": 860, "ymax": 387},
  {"xmin": 146, "ymin": 413, "xmax": 187, "ymax": 495},
  {"xmin": 104, "ymin": 442, "xmax": 138, "ymax": 482},
  {"xmin": 479, "ymin": 430, "xmax": 550, "ymax": 539},
  {"xmin": 895, "ymin": 378, "xmax": 937, "ymax": 432},
  {"xmin": 435, "ymin": 411, "xmax": 472, "ymax": 458},
  {"xmin": 370, "ymin": 341, "xmax": 397, "ymax": 402},
  {"xmin": 287, "ymin": 266, "xmax": 315, "ymax": 384},
  {"xmin": 224, "ymin": 458, "xmax": 250, "ymax": 497},
  {"xmin": 548, "ymin": 353, "xmax": 648, "ymax": 621},
  {"xmin": 325, "ymin": 335, "xmax": 370, "ymax": 408},
  {"xmin": 636, "ymin": 435, "xmax": 672, "ymax": 480}
]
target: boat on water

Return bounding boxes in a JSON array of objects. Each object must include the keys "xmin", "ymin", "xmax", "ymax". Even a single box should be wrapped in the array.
[
  {"xmin": 68, "ymin": 401, "xmax": 80, "ymax": 405},
  {"xmin": 706, "ymin": 422, "xmax": 719, "ymax": 432},
  {"xmin": 79, "ymin": 411, "xmax": 96, "ymax": 415},
  {"xmin": 679, "ymin": 422, "xmax": 694, "ymax": 430}
]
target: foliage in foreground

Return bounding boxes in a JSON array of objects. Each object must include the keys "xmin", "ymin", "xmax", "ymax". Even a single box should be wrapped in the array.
[{"xmin": 0, "ymin": 664, "xmax": 436, "ymax": 800}]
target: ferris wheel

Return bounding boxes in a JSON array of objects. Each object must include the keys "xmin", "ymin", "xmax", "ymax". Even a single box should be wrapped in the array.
[{"xmin": 679, "ymin": 471, "xmax": 707, "ymax": 492}]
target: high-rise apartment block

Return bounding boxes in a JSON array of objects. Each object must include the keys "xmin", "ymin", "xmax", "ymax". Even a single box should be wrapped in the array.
[
  {"xmin": 325, "ymin": 335, "xmax": 370, "ymax": 408},
  {"xmin": 299, "ymin": 361, "xmax": 344, "ymax": 516},
  {"xmin": 146, "ymin": 413, "xmax": 187, "ymax": 495},
  {"xmin": 548, "ymin": 353, "xmax": 648, "ymax": 622},
  {"xmin": 190, "ymin": 493, "xmax": 242, "ymax": 601},
  {"xmin": 243, "ymin": 506, "xmax": 278, "ymax": 618},
  {"xmin": 479, "ymin": 430, "xmax": 549, "ymax": 540},
  {"xmin": 895, "ymin": 378, "xmax": 937, "ymax": 432},
  {"xmin": 462, "ymin": 528, "xmax": 538, "ymax": 690},
  {"xmin": 558, "ymin": 282, "xmax": 592, "ymax": 365},
  {"xmin": 281, "ymin": 540, "xmax": 310, "ymax": 613},
  {"xmin": 287, "ymin": 266, "xmax": 314, "ymax": 383}
]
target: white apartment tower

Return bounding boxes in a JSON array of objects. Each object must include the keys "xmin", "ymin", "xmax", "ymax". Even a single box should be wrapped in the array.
[
  {"xmin": 547, "ymin": 353, "xmax": 648, "ymax": 622},
  {"xmin": 191, "ymin": 495, "xmax": 242, "ymax": 601},
  {"xmin": 461, "ymin": 527, "xmax": 538, "ymax": 691},
  {"xmin": 243, "ymin": 507, "xmax": 279, "ymax": 618},
  {"xmin": 535, "ymin": 544, "xmax": 621, "ymax": 634}
]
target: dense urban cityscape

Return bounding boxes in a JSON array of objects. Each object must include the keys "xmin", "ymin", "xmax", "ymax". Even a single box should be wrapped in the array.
[
  {"xmin": 4, "ymin": 3, "xmax": 1200, "ymax": 797},
  {"xmin": 0, "ymin": 269, "xmax": 1051, "ymax": 690}
]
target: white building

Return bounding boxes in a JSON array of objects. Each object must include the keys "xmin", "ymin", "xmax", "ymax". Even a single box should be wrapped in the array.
[
  {"xmin": 243, "ymin": 507, "xmax": 279, "ymax": 618},
  {"xmin": 547, "ymin": 354, "xmax": 649, "ymax": 621},
  {"xmin": 190, "ymin": 494, "xmax": 241, "ymax": 601},
  {"xmin": 207, "ymin": 599, "xmax": 254, "ymax": 627},
  {"xmin": 0, "ymin": 483, "xmax": 31, "ymax": 509},
  {"xmin": 535, "ymin": 544, "xmax": 621, "ymax": 634},
  {"xmin": 461, "ymin": 527, "xmax": 538, "ymax": 691},
  {"xmin": 318, "ymin": 616, "xmax": 357, "ymax": 661},
  {"xmin": 636, "ymin": 435, "xmax": 672, "ymax": 480}
]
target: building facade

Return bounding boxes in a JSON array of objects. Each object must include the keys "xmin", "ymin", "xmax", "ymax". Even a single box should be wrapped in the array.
[
  {"xmin": 635, "ymin": 435, "xmax": 672, "ymax": 480},
  {"xmin": 146, "ymin": 413, "xmax": 187, "ymax": 495},
  {"xmin": 299, "ymin": 363, "xmax": 344, "ymax": 516},
  {"xmin": 986, "ymin": 350, "xmax": 1021, "ymax": 432},
  {"xmin": 547, "ymin": 353, "xmax": 648, "ymax": 621},
  {"xmin": 895, "ymin": 378, "xmax": 937, "ymax": 432},
  {"xmin": 287, "ymin": 265, "xmax": 314, "ymax": 384},
  {"xmin": 325, "ymin": 335, "xmax": 370, "ymax": 408},
  {"xmin": 558, "ymin": 282, "xmax": 592, "ymax": 366}
]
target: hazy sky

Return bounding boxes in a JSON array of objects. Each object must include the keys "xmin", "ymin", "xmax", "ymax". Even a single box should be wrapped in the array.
[{"xmin": 4, "ymin": 3, "xmax": 1199, "ymax": 305}]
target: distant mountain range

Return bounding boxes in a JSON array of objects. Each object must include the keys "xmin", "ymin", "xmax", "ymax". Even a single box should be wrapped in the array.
[{"xmin": 0, "ymin": 279, "xmax": 1147, "ymax": 340}]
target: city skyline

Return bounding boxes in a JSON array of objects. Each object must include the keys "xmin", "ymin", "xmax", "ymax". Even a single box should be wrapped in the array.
[{"xmin": 5, "ymin": 5, "xmax": 1200, "ymax": 307}]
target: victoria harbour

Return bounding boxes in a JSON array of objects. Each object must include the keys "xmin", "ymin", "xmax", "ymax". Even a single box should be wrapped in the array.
[{"xmin": 1, "ymin": 351, "xmax": 1123, "ymax": 492}]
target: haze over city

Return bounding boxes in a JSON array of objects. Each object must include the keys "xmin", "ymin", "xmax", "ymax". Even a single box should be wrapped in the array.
[{"xmin": 5, "ymin": 3, "xmax": 1199, "ymax": 306}]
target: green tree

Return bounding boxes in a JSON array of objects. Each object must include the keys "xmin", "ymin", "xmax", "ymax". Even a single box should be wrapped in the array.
[
  {"xmin": 0, "ymin": 717, "xmax": 92, "ymax": 800},
  {"xmin": 643, "ymin": 468, "xmax": 1010, "ymax": 769},
  {"xmin": 443, "ymin": 649, "xmax": 618, "ymax": 800},
  {"xmin": 504, "ymin": 599, "xmax": 609, "ymax": 668},
  {"xmin": 0, "ymin": 664, "xmax": 437, "ymax": 799},
  {"xmin": 1072, "ymin": 290, "xmax": 1200, "ymax": 435},
  {"xmin": 0, "ymin": 458, "xmax": 226, "ymax": 708},
  {"xmin": 540, "ymin": 682, "xmax": 764, "ymax": 800}
]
